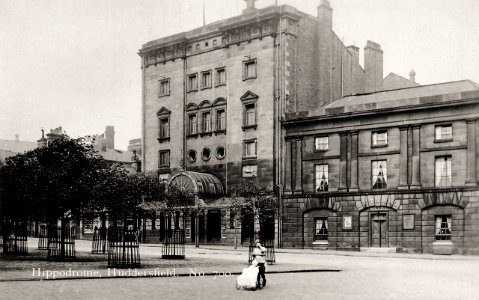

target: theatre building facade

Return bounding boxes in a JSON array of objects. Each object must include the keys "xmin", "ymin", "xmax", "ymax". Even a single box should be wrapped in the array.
[{"xmin": 282, "ymin": 80, "xmax": 479, "ymax": 254}]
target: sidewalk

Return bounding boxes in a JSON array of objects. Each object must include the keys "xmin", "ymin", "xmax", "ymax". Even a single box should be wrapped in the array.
[
  {"xmin": 0, "ymin": 238, "xmax": 338, "ymax": 282},
  {"xmin": 2, "ymin": 237, "xmax": 477, "ymax": 282}
]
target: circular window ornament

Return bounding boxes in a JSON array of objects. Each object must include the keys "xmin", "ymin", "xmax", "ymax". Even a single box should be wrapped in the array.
[
  {"xmin": 201, "ymin": 148, "xmax": 211, "ymax": 161},
  {"xmin": 216, "ymin": 146, "xmax": 226, "ymax": 160},
  {"xmin": 188, "ymin": 149, "xmax": 197, "ymax": 163}
]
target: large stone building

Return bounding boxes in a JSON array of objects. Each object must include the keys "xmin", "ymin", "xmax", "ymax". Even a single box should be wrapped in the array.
[
  {"xmin": 139, "ymin": 0, "xmax": 392, "ymax": 246},
  {"xmin": 139, "ymin": 0, "xmax": 479, "ymax": 253}
]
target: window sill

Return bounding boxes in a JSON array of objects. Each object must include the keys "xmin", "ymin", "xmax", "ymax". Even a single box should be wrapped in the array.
[
  {"xmin": 434, "ymin": 138, "xmax": 453, "ymax": 143},
  {"xmin": 371, "ymin": 144, "xmax": 388, "ymax": 148},
  {"xmin": 157, "ymin": 165, "xmax": 170, "ymax": 170},
  {"xmin": 157, "ymin": 137, "xmax": 170, "ymax": 143},
  {"xmin": 242, "ymin": 124, "xmax": 257, "ymax": 131},
  {"xmin": 312, "ymin": 241, "xmax": 328, "ymax": 245},
  {"xmin": 214, "ymin": 129, "xmax": 226, "ymax": 135},
  {"xmin": 158, "ymin": 94, "xmax": 170, "ymax": 98},
  {"xmin": 433, "ymin": 240, "xmax": 452, "ymax": 244},
  {"xmin": 242, "ymin": 156, "xmax": 257, "ymax": 161},
  {"xmin": 200, "ymin": 132, "xmax": 213, "ymax": 137},
  {"xmin": 187, "ymin": 89, "xmax": 198, "ymax": 93},
  {"xmin": 314, "ymin": 148, "xmax": 329, "ymax": 152},
  {"xmin": 242, "ymin": 76, "xmax": 257, "ymax": 81},
  {"xmin": 200, "ymin": 86, "xmax": 212, "ymax": 90},
  {"xmin": 186, "ymin": 134, "xmax": 198, "ymax": 139},
  {"xmin": 215, "ymin": 83, "xmax": 226, "ymax": 88}
]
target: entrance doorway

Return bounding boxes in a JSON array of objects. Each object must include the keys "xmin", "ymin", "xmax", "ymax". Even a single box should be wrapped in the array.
[
  {"xmin": 207, "ymin": 210, "xmax": 221, "ymax": 242},
  {"xmin": 370, "ymin": 212, "xmax": 388, "ymax": 247}
]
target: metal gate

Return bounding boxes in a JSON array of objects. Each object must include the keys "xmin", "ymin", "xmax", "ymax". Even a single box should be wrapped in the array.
[
  {"xmin": 92, "ymin": 226, "xmax": 109, "ymax": 254},
  {"xmin": 162, "ymin": 229, "xmax": 185, "ymax": 259},
  {"xmin": 38, "ymin": 225, "xmax": 48, "ymax": 250},
  {"xmin": 108, "ymin": 227, "xmax": 141, "ymax": 268},
  {"xmin": 3, "ymin": 224, "xmax": 28, "ymax": 255},
  {"xmin": 47, "ymin": 226, "xmax": 76, "ymax": 260},
  {"xmin": 248, "ymin": 240, "xmax": 275, "ymax": 265}
]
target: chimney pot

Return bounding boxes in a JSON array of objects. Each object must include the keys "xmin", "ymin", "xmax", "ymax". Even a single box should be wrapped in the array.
[{"xmin": 409, "ymin": 68, "xmax": 416, "ymax": 83}]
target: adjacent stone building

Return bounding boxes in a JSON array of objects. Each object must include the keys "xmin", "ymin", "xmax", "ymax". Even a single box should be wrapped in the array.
[{"xmin": 282, "ymin": 80, "xmax": 479, "ymax": 254}]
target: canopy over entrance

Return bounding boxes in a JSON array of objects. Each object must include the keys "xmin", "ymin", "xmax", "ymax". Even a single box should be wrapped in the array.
[{"xmin": 168, "ymin": 171, "xmax": 225, "ymax": 197}]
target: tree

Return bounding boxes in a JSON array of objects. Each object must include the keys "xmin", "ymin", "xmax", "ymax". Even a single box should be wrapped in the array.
[
  {"xmin": 230, "ymin": 178, "xmax": 278, "ymax": 247},
  {"xmin": 1, "ymin": 136, "xmax": 109, "ymax": 259}
]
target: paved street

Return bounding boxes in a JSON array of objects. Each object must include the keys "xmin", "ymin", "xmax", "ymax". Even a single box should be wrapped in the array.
[{"xmin": 1, "ymin": 238, "xmax": 478, "ymax": 299}]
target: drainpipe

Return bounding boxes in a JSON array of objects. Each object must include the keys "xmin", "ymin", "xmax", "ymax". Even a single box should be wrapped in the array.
[{"xmin": 183, "ymin": 52, "xmax": 188, "ymax": 171}]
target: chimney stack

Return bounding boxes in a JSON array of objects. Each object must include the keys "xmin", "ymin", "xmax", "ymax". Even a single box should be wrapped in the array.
[
  {"xmin": 409, "ymin": 69, "xmax": 416, "ymax": 83},
  {"xmin": 318, "ymin": 0, "xmax": 333, "ymax": 104},
  {"xmin": 37, "ymin": 128, "xmax": 47, "ymax": 148},
  {"xmin": 347, "ymin": 45, "xmax": 360, "ymax": 65},
  {"xmin": 105, "ymin": 126, "xmax": 115, "ymax": 150},
  {"xmin": 243, "ymin": 0, "xmax": 257, "ymax": 14},
  {"xmin": 364, "ymin": 40, "xmax": 383, "ymax": 93}
]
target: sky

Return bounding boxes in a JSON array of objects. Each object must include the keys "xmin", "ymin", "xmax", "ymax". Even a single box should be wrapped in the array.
[{"xmin": 1, "ymin": 0, "xmax": 478, "ymax": 150}]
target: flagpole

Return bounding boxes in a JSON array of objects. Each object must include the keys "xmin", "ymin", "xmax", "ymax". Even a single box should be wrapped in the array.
[{"xmin": 203, "ymin": 0, "xmax": 206, "ymax": 26}]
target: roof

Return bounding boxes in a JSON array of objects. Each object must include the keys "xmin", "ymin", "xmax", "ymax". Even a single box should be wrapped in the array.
[
  {"xmin": 323, "ymin": 80, "xmax": 479, "ymax": 112},
  {"xmin": 94, "ymin": 147, "xmax": 132, "ymax": 163},
  {"xmin": 168, "ymin": 171, "xmax": 225, "ymax": 197},
  {"xmin": 382, "ymin": 72, "xmax": 419, "ymax": 90},
  {"xmin": 0, "ymin": 139, "xmax": 37, "ymax": 154}
]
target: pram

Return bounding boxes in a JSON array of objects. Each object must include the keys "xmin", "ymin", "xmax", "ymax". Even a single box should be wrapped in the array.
[{"xmin": 236, "ymin": 261, "xmax": 264, "ymax": 291}]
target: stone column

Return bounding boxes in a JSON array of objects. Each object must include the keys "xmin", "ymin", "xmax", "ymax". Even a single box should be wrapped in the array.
[
  {"xmin": 285, "ymin": 140, "xmax": 292, "ymax": 192},
  {"xmin": 203, "ymin": 210, "xmax": 208, "ymax": 242},
  {"xmin": 339, "ymin": 132, "xmax": 348, "ymax": 190},
  {"xmin": 410, "ymin": 125, "xmax": 421, "ymax": 188},
  {"xmin": 398, "ymin": 126, "xmax": 409, "ymax": 189},
  {"xmin": 349, "ymin": 131, "xmax": 359, "ymax": 191},
  {"xmin": 466, "ymin": 118, "xmax": 477, "ymax": 186},
  {"xmin": 294, "ymin": 139, "xmax": 303, "ymax": 192}
]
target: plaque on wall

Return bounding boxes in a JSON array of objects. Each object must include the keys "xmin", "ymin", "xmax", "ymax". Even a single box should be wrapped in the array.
[
  {"xmin": 403, "ymin": 214, "xmax": 415, "ymax": 230},
  {"xmin": 343, "ymin": 215, "xmax": 352, "ymax": 230},
  {"xmin": 185, "ymin": 227, "xmax": 191, "ymax": 239}
]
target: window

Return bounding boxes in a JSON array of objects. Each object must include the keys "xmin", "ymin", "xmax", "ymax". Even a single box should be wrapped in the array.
[
  {"xmin": 196, "ymin": 44, "xmax": 200, "ymax": 50},
  {"xmin": 242, "ymin": 165, "xmax": 257, "ymax": 178},
  {"xmin": 187, "ymin": 74, "xmax": 198, "ymax": 92},
  {"xmin": 435, "ymin": 124, "xmax": 453, "ymax": 141},
  {"xmin": 216, "ymin": 146, "xmax": 225, "ymax": 160},
  {"xmin": 435, "ymin": 216, "xmax": 451, "ymax": 240},
  {"xmin": 202, "ymin": 112, "xmax": 211, "ymax": 133},
  {"xmin": 315, "ymin": 164, "xmax": 329, "ymax": 192},
  {"xmin": 315, "ymin": 137, "xmax": 329, "ymax": 151},
  {"xmin": 158, "ymin": 79, "xmax": 170, "ymax": 97},
  {"xmin": 244, "ymin": 103, "xmax": 256, "ymax": 126},
  {"xmin": 159, "ymin": 118, "xmax": 170, "ymax": 139},
  {"xmin": 243, "ymin": 139, "xmax": 257, "ymax": 158},
  {"xmin": 372, "ymin": 130, "xmax": 388, "ymax": 147},
  {"xmin": 243, "ymin": 59, "xmax": 257, "ymax": 80},
  {"xmin": 241, "ymin": 91, "xmax": 258, "ymax": 130},
  {"xmin": 188, "ymin": 149, "xmax": 197, "ymax": 163},
  {"xmin": 201, "ymin": 71, "xmax": 211, "ymax": 89},
  {"xmin": 159, "ymin": 173, "xmax": 169, "ymax": 182},
  {"xmin": 213, "ymin": 39, "xmax": 217, "ymax": 46},
  {"xmin": 314, "ymin": 218, "xmax": 328, "ymax": 242},
  {"xmin": 158, "ymin": 150, "xmax": 170, "ymax": 167},
  {"xmin": 372, "ymin": 160, "xmax": 387, "ymax": 189},
  {"xmin": 188, "ymin": 114, "xmax": 198, "ymax": 135},
  {"xmin": 216, "ymin": 109, "xmax": 226, "ymax": 131},
  {"xmin": 215, "ymin": 68, "xmax": 226, "ymax": 86},
  {"xmin": 201, "ymin": 148, "xmax": 211, "ymax": 161},
  {"xmin": 435, "ymin": 156, "xmax": 452, "ymax": 187}
]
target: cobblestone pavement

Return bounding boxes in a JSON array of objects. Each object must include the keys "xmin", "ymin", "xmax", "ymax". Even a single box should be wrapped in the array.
[{"xmin": 1, "ymin": 238, "xmax": 478, "ymax": 299}]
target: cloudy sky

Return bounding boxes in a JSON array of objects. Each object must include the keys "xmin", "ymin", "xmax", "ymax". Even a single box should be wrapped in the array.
[{"xmin": 1, "ymin": 0, "xmax": 478, "ymax": 150}]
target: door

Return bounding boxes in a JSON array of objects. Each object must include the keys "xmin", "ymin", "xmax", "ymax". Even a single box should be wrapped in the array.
[
  {"xmin": 207, "ymin": 210, "xmax": 221, "ymax": 242},
  {"xmin": 371, "ymin": 213, "xmax": 388, "ymax": 247}
]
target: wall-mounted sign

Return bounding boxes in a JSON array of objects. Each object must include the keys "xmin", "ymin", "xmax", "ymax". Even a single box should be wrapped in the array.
[
  {"xmin": 185, "ymin": 227, "xmax": 191, "ymax": 239},
  {"xmin": 403, "ymin": 214, "xmax": 415, "ymax": 230},
  {"xmin": 343, "ymin": 215, "xmax": 352, "ymax": 230}
]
